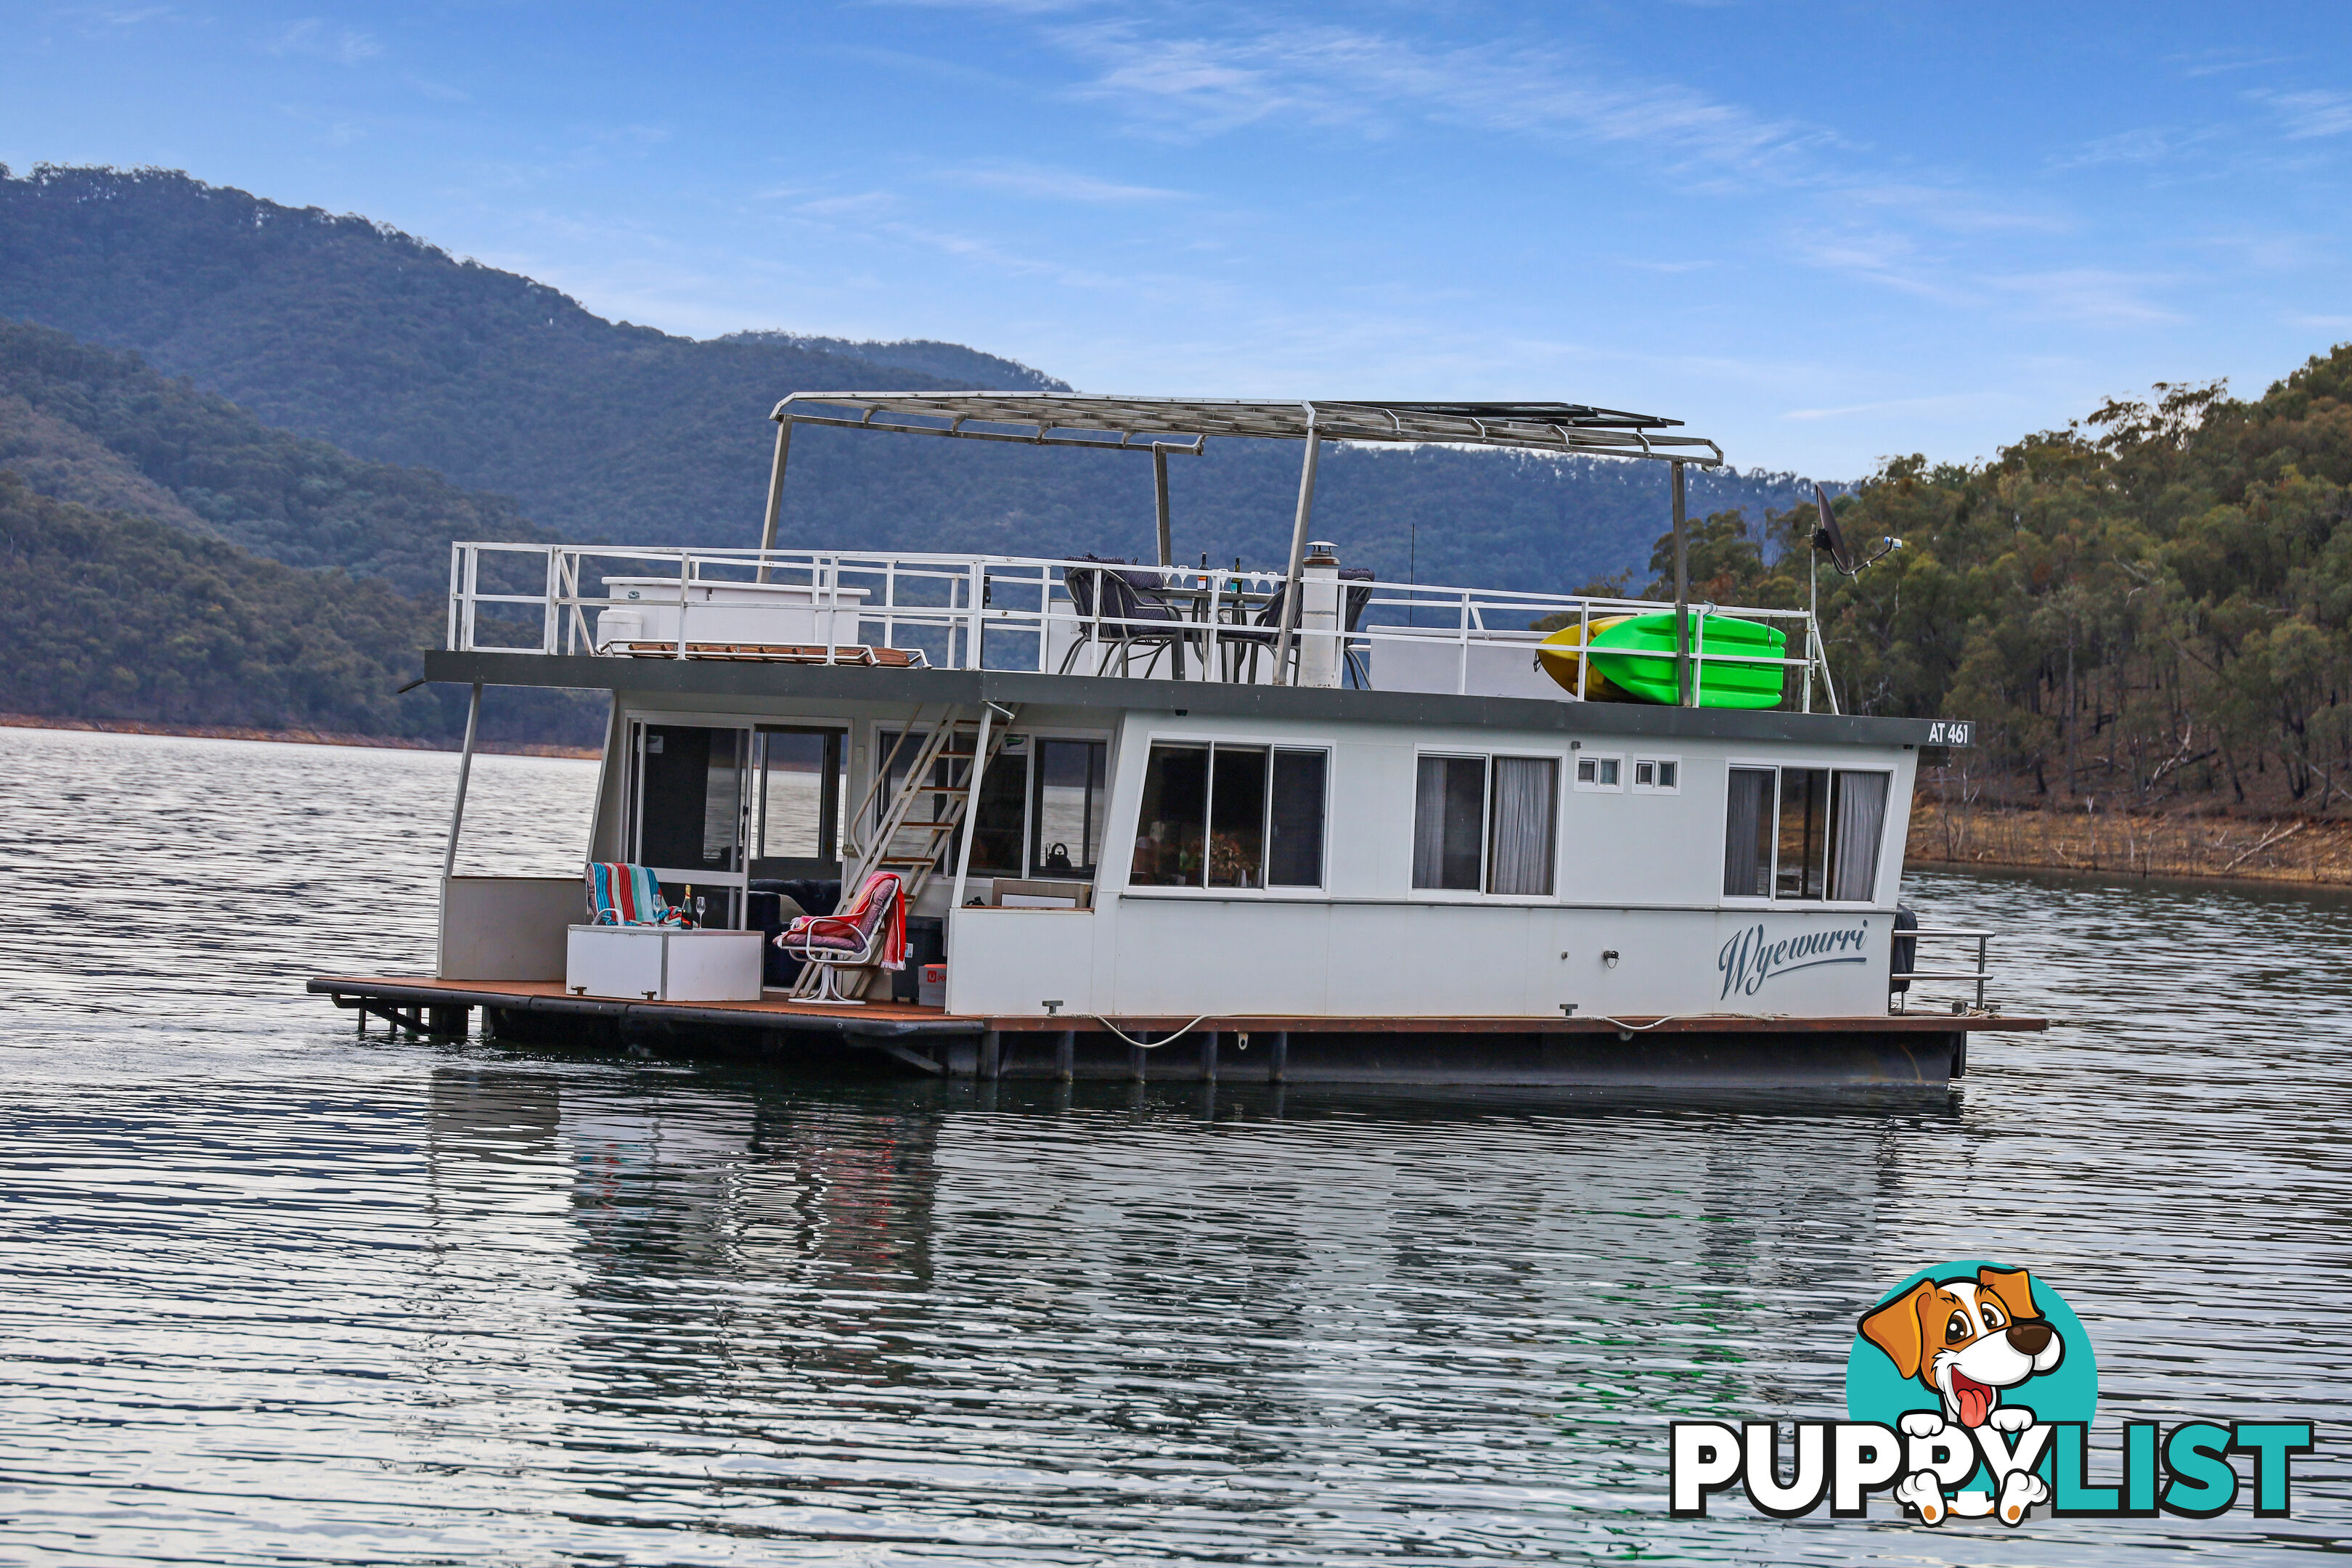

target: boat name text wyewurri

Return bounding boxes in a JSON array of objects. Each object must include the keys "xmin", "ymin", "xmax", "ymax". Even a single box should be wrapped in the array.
[{"xmin": 1718, "ymin": 923, "xmax": 1871, "ymax": 998}]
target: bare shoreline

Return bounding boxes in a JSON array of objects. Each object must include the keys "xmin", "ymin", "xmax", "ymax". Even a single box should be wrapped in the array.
[
  {"xmin": 0, "ymin": 712, "xmax": 600, "ymax": 760},
  {"xmin": 13, "ymin": 715, "xmax": 2350, "ymax": 886}
]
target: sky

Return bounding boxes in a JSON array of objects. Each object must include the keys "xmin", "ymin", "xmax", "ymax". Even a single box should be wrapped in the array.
[{"xmin": 7, "ymin": 1, "xmax": 2352, "ymax": 479}]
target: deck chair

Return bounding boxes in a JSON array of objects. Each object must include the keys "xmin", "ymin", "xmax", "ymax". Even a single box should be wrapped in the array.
[
  {"xmin": 775, "ymin": 870, "xmax": 906, "ymax": 1005},
  {"xmin": 586, "ymin": 862, "xmax": 696, "ymax": 927},
  {"xmin": 1060, "ymin": 557, "xmax": 1195, "ymax": 677},
  {"xmin": 1223, "ymin": 568, "xmax": 1377, "ymax": 683}
]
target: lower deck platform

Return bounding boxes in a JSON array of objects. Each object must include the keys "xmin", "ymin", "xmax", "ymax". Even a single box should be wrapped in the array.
[{"xmin": 309, "ymin": 976, "xmax": 2047, "ymax": 1088}]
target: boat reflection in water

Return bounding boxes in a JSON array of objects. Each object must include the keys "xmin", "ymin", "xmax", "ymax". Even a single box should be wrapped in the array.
[{"xmin": 412, "ymin": 1062, "xmax": 1954, "ymax": 1553}]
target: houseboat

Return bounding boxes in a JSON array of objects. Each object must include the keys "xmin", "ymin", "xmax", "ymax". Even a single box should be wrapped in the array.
[{"xmin": 312, "ymin": 393, "xmax": 2039, "ymax": 1085}]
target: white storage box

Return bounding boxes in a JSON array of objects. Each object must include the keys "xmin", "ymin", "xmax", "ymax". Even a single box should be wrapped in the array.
[{"xmin": 565, "ymin": 925, "xmax": 764, "ymax": 1003}]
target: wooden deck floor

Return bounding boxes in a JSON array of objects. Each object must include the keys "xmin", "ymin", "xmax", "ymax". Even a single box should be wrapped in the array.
[{"xmin": 309, "ymin": 975, "xmax": 2045, "ymax": 1037}]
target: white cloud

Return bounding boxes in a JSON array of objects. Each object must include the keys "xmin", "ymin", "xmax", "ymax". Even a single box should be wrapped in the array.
[
  {"xmin": 950, "ymin": 163, "xmax": 1185, "ymax": 203},
  {"xmin": 267, "ymin": 17, "xmax": 380, "ymax": 65},
  {"xmin": 1048, "ymin": 16, "xmax": 1822, "ymax": 179},
  {"xmin": 2258, "ymin": 89, "xmax": 2352, "ymax": 141}
]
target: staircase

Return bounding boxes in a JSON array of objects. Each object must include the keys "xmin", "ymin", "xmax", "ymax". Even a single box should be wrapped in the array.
[{"xmin": 790, "ymin": 704, "xmax": 1021, "ymax": 1000}]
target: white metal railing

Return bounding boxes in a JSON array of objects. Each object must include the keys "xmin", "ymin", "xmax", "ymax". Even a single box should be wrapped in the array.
[
  {"xmin": 1892, "ymin": 926, "xmax": 1994, "ymax": 1012},
  {"xmin": 444, "ymin": 543, "xmax": 1829, "ymax": 704}
]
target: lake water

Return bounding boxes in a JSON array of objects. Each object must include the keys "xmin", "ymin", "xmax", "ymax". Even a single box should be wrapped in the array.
[{"xmin": 1, "ymin": 724, "xmax": 2345, "ymax": 1566}]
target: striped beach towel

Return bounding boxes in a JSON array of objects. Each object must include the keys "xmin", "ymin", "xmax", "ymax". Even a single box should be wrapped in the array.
[{"xmin": 586, "ymin": 862, "xmax": 695, "ymax": 928}]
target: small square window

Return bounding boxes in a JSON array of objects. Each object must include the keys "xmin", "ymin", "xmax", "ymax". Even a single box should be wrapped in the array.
[
  {"xmin": 1631, "ymin": 756, "xmax": 1681, "ymax": 795},
  {"xmin": 1573, "ymin": 753, "xmax": 1623, "ymax": 792}
]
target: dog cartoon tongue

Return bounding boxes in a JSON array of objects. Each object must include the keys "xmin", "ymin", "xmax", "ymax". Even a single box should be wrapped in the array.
[{"xmin": 1951, "ymin": 1371, "xmax": 1996, "ymax": 1427}]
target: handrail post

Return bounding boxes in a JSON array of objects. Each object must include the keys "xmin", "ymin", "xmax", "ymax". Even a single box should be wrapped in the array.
[
  {"xmin": 1671, "ymin": 458, "xmax": 1690, "ymax": 706},
  {"xmin": 541, "ymin": 546, "xmax": 560, "ymax": 655},
  {"xmin": 1273, "ymin": 407, "xmax": 1321, "ymax": 685}
]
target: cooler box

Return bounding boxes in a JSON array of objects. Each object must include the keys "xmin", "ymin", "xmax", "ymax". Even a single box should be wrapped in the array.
[{"xmin": 566, "ymin": 926, "xmax": 764, "ymax": 1002}]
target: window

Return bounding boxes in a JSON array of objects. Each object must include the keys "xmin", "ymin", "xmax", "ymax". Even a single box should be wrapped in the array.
[
  {"xmin": 756, "ymin": 727, "xmax": 843, "ymax": 864},
  {"xmin": 1413, "ymin": 754, "xmax": 1559, "ymax": 895},
  {"xmin": 1574, "ymin": 753, "xmax": 1622, "ymax": 791},
  {"xmin": 1632, "ymin": 756, "xmax": 1680, "ymax": 793},
  {"xmin": 1031, "ymin": 738, "xmax": 1108, "ymax": 877},
  {"xmin": 635, "ymin": 724, "xmax": 746, "ymax": 873},
  {"xmin": 874, "ymin": 730, "xmax": 1034, "ymax": 877},
  {"xmin": 1723, "ymin": 767, "xmax": 1892, "ymax": 902},
  {"xmin": 1130, "ymin": 742, "xmax": 1328, "ymax": 889}
]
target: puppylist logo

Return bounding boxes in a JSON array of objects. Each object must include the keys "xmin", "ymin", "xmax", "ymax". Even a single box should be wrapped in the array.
[{"xmin": 1670, "ymin": 1261, "xmax": 2316, "ymax": 1526}]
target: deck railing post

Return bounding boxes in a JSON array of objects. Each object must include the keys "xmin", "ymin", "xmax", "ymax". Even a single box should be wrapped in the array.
[{"xmin": 1672, "ymin": 459, "xmax": 1690, "ymax": 706}]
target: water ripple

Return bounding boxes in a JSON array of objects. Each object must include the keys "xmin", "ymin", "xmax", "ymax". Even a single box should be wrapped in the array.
[{"xmin": 0, "ymin": 727, "xmax": 2346, "ymax": 1564}]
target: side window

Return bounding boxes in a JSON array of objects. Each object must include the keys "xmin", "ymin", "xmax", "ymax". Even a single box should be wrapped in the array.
[
  {"xmin": 1723, "ymin": 767, "xmax": 1891, "ymax": 902},
  {"xmin": 1415, "ymin": 754, "xmax": 1558, "ymax": 894},
  {"xmin": 1413, "ymin": 755, "xmax": 1487, "ymax": 891},
  {"xmin": 1131, "ymin": 744, "xmax": 1206, "ymax": 886},
  {"xmin": 1032, "ymin": 738, "xmax": 1106, "ymax": 876},
  {"xmin": 1131, "ymin": 743, "xmax": 1329, "ymax": 889},
  {"xmin": 1574, "ymin": 753, "xmax": 1622, "ymax": 791},
  {"xmin": 1631, "ymin": 756, "xmax": 1680, "ymax": 793}
]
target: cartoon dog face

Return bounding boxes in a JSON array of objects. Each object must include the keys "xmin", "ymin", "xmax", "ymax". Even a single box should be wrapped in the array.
[{"xmin": 1858, "ymin": 1266, "xmax": 2063, "ymax": 1428}]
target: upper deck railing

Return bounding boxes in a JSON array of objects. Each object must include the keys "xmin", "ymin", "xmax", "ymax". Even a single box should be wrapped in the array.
[{"xmin": 446, "ymin": 542, "xmax": 1834, "ymax": 709}]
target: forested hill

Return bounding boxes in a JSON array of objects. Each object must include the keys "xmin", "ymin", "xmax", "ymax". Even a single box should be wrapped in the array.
[
  {"xmin": 0, "ymin": 317, "xmax": 547, "ymax": 600},
  {"xmin": 1644, "ymin": 348, "xmax": 2352, "ymax": 815},
  {"xmin": 0, "ymin": 165, "xmax": 1830, "ymax": 589}
]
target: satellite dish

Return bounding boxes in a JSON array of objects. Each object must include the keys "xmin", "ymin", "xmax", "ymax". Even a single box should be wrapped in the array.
[
  {"xmin": 1810, "ymin": 482, "xmax": 1899, "ymax": 574},
  {"xmin": 1811, "ymin": 483, "xmax": 1858, "ymax": 573}
]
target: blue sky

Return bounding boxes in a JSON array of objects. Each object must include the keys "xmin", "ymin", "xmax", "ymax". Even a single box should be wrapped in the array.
[{"xmin": 7, "ymin": 1, "xmax": 2351, "ymax": 478}]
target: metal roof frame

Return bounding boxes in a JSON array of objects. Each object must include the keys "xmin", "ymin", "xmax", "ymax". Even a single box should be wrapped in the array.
[
  {"xmin": 767, "ymin": 391, "xmax": 1723, "ymax": 464},
  {"xmin": 754, "ymin": 390, "xmax": 1725, "ymax": 696}
]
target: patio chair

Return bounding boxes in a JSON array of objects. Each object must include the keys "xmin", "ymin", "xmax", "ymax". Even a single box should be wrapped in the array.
[
  {"xmin": 586, "ymin": 862, "xmax": 697, "ymax": 927},
  {"xmin": 1059, "ymin": 556, "xmax": 1196, "ymax": 677},
  {"xmin": 775, "ymin": 870, "xmax": 906, "ymax": 1005},
  {"xmin": 1222, "ymin": 568, "xmax": 1376, "ymax": 683}
]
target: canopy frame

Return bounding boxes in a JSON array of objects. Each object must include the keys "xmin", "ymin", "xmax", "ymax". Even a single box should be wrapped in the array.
[{"xmin": 756, "ymin": 391, "xmax": 1726, "ymax": 690}]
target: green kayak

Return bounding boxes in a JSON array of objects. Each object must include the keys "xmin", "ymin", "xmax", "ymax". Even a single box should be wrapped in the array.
[{"xmin": 1584, "ymin": 612, "xmax": 1788, "ymax": 708}]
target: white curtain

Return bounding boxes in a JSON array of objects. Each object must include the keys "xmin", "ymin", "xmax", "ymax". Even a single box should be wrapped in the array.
[
  {"xmin": 1829, "ymin": 770, "xmax": 1890, "ymax": 901},
  {"xmin": 1412, "ymin": 757, "xmax": 1447, "ymax": 889},
  {"xmin": 1723, "ymin": 768, "xmax": 1773, "ymax": 897},
  {"xmin": 1487, "ymin": 757, "xmax": 1557, "ymax": 896}
]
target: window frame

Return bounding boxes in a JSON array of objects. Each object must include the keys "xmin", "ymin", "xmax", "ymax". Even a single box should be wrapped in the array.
[
  {"xmin": 1630, "ymin": 755, "xmax": 1681, "ymax": 795},
  {"xmin": 1411, "ymin": 747, "xmax": 1565, "ymax": 901},
  {"xmin": 1573, "ymin": 751, "xmax": 1625, "ymax": 793},
  {"xmin": 1719, "ymin": 759, "xmax": 1898, "ymax": 909},
  {"xmin": 1124, "ymin": 734, "xmax": 1334, "ymax": 895}
]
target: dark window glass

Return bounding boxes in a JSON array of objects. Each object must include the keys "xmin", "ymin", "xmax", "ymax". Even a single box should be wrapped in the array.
[
  {"xmin": 637, "ymin": 724, "xmax": 743, "ymax": 873},
  {"xmin": 1723, "ymin": 767, "xmax": 1775, "ymax": 897},
  {"xmin": 968, "ymin": 740, "xmax": 1028, "ymax": 874},
  {"xmin": 1267, "ymin": 749, "xmax": 1327, "ymax": 887},
  {"xmin": 1413, "ymin": 755, "xmax": 1487, "ymax": 890},
  {"xmin": 1032, "ymin": 739, "xmax": 1107, "ymax": 876},
  {"xmin": 1207, "ymin": 746, "xmax": 1268, "ymax": 887},
  {"xmin": 1777, "ymin": 767, "xmax": 1830, "ymax": 899},
  {"xmin": 1131, "ymin": 745, "xmax": 1208, "ymax": 886}
]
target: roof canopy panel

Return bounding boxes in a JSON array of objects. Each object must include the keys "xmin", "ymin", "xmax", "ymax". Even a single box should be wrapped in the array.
[{"xmin": 771, "ymin": 391, "xmax": 1723, "ymax": 464}]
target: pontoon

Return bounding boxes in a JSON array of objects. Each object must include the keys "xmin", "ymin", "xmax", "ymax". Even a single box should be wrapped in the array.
[{"xmin": 312, "ymin": 393, "xmax": 2041, "ymax": 1085}]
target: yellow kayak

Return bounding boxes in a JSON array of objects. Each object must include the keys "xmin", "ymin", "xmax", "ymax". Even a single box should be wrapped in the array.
[{"xmin": 1535, "ymin": 617, "xmax": 1635, "ymax": 700}]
